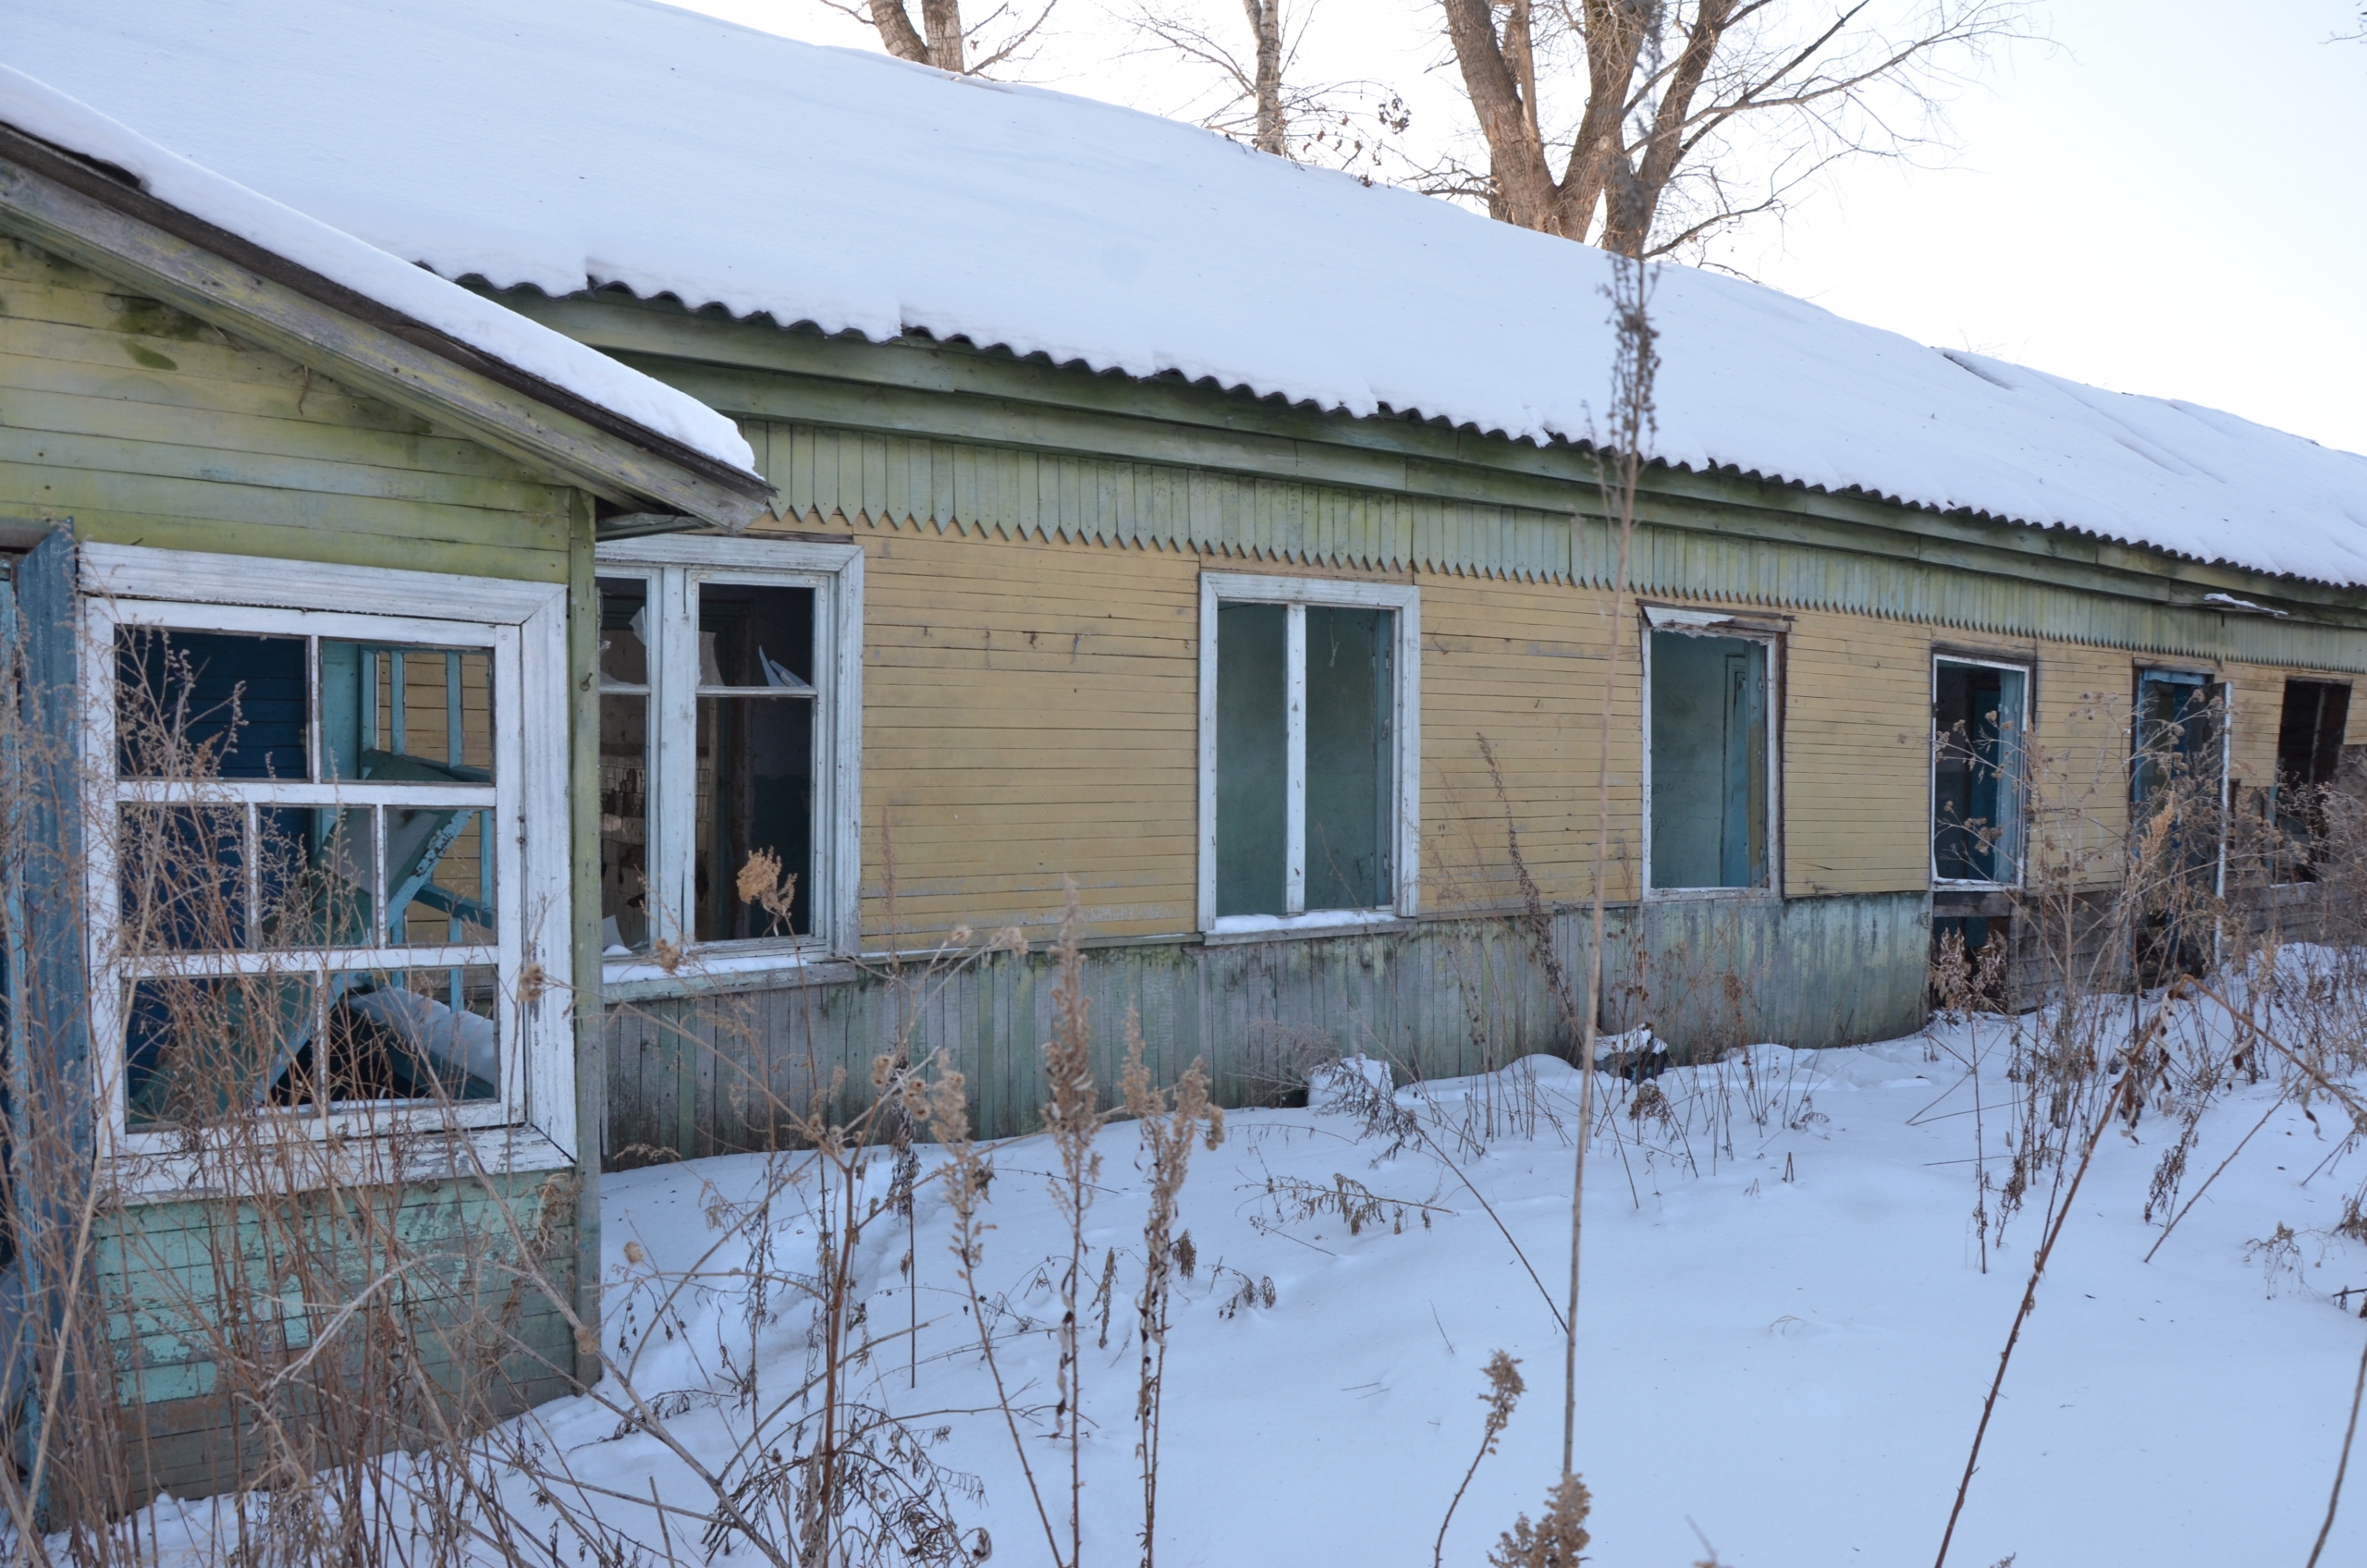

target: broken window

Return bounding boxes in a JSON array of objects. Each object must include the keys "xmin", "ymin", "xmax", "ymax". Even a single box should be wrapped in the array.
[
  {"xmin": 596, "ymin": 540, "xmax": 860, "ymax": 965},
  {"xmin": 1647, "ymin": 627, "xmax": 1772, "ymax": 891},
  {"xmin": 2132, "ymin": 668, "xmax": 2226, "ymax": 983},
  {"xmin": 99, "ymin": 609, "xmax": 517, "ymax": 1134},
  {"xmin": 1205, "ymin": 577, "xmax": 1415, "ymax": 927},
  {"xmin": 2270, "ymin": 679, "xmax": 2350, "ymax": 882},
  {"xmin": 1931, "ymin": 656, "xmax": 2028, "ymax": 885}
]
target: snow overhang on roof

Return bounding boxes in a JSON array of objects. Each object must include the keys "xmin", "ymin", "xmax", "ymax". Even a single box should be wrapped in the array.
[
  {"xmin": 0, "ymin": 62, "xmax": 769, "ymax": 530},
  {"xmin": 8, "ymin": 0, "xmax": 2366, "ymax": 583}
]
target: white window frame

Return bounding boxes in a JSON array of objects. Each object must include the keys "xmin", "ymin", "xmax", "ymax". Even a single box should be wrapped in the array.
[
  {"xmin": 1929, "ymin": 653, "xmax": 2032, "ymax": 891},
  {"xmin": 1639, "ymin": 606, "xmax": 1783, "ymax": 901},
  {"xmin": 595, "ymin": 535, "xmax": 864, "ymax": 985},
  {"xmin": 76, "ymin": 544, "xmax": 574, "ymax": 1197},
  {"xmin": 1196, "ymin": 571, "xmax": 1420, "ymax": 937}
]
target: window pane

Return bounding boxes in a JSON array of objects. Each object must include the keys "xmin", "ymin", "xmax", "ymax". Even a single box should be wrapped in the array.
[
  {"xmin": 256, "ymin": 805, "xmax": 377, "ymax": 949},
  {"xmin": 2134, "ymin": 672, "xmax": 2222, "ymax": 807},
  {"xmin": 1215, "ymin": 603, "xmax": 1288, "ymax": 917},
  {"xmin": 1933, "ymin": 662, "xmax": 2026, "ymax": 883},
  {"xmin": 1304, "ymin": 606, "xmax": 1392, "ymax": 911},
  {"xmin": 317, "ymin": 643, "xmax": 493, "ymax": 782},
  {"xmin": 289, "ymin": 968, "xmax": 500, "ymax": 1108},
  {"xmin": 1650, "ymin": 631, "xmax": 1768, "ymax": 890},
  {"xmin": 598, "ymin": 576, "xmax": 651, "ymax": 688},
  {"xmin": 117, "ymin": 628, "xmax": 308, "ymax": 780},
  {"xmin": 693, "ymin": 582, "xmax": 817, "ymax": 943},
  {"xmin": 602, "ymin": 692, "xmax": 653, "ymax": 952},
  {"xmin": 126, "ymin": 973, "xmax": 313, "ymax": 1127},
  {"xmin": 694, "ymin": 695, "xmax": 814, "ymax": 941},
  {"xmin": 698, "ymin": 582, "xmax": 816, "ymax": 692},
  {"xmin": 117, "ymin": 803, "xmax": 246, "ymax": 952},
  {"xmin": 387, "ymin": 807, "xmax": 497, "ymax": 947},
  {"xmin": 127, "ymin": 965, "xmax": 503, "ymax": 1128}
]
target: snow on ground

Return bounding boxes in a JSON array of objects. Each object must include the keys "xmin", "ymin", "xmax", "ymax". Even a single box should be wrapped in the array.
[
  {"xmin": 11, "ymin": 0, "xmax": 2367, "ymax": 583},
  {"xmin": 142, "ymin": 1004, "xmax": 2367, "ymax": 1564}
]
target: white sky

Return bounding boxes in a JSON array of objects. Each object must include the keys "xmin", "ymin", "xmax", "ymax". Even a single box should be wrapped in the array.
[{"xmin": 677, "ymin": 0, "xmax": 2367, "ymax": 458}]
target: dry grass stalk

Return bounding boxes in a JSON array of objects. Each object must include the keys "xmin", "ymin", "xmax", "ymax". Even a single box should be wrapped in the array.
[
  {"xmin": 1434, "ymin": 1350, "xmax": 1523, "ymax": 1568},
  {"xmin": 1118, "ymin": 1009, "xmax": 1221, "ymax": 1568}
]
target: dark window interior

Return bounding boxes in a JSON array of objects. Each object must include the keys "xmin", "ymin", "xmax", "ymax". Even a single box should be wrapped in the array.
[
  {"xmin": 694, "ymin": 582, "xmax": 816, "ymax": 942},
  {"xmin": 2272, "ymin": 679, "xmax": 2350, "ymax": 882}
]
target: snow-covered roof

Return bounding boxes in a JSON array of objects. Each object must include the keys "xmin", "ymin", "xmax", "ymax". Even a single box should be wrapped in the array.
[
  {"xmin": 9, "ymin": 0, "xmax": 2364, "ymax": 586},
  {"xmin": 0, "ymin": 62, "xmax": 757, "ymax": 479}
]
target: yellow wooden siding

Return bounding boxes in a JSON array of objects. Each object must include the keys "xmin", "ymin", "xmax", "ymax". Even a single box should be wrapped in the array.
[
  {"xmin": 0, "ymin": 236, "xmax": 572, "ymax": 581},
  {"xmin": 833, "ymin": 518, "xmax": 1202, "ymax": 937},
  {"xmin": 790, "ymin": 502, "xmax": 2367, "ymax": 947},
  {"xmin": 1783, "ymin": 614, "xmax": 1935, "ymax": 898}
]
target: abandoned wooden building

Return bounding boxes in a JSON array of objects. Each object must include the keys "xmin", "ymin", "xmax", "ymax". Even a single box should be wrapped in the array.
[
  {"xmin": 0, "ymin": 69, "xmax": 767, "ymax": 1501},
  {"xmin": 8, "ymin": 0, "xmax": 2367, "ymax": 1499}
]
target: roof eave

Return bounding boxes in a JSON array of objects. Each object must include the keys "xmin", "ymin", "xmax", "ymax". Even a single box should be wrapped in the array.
[{"xmin": 0, "ymin": 123, "xmax": 773, "ymax": 531}]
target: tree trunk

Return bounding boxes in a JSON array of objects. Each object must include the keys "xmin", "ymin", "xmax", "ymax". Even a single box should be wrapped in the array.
[
  {"xmin": 865, "ymin": 0, "xmax": 931, "ymax": 65},
  {"xmin": 1595, "ymin": 0, "xmax": 1735, "ymax": 257},
  {"xmin": 864, "ymin": 0, "xmax": 964, "ymax": 72},
  {"xmin": 921, "ymin": 0, "xmax": 966, "ymax": 72},
  {"xmin": 1439, "ymin": 0, "xmax": 1559, "ymax": 230},
  {"xmin": 1242, "ymin": 0, "xmax": 1285, "ymax": 155}
]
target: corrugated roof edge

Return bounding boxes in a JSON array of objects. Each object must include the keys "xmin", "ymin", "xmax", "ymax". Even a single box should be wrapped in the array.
[{"xmin": 607, "ymin": 296, "xmax": 2359, "ymax": 595}]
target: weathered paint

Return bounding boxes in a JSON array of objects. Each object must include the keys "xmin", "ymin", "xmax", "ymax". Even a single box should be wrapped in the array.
[
  {"xmin": 1, "ymin": 228, "xmax": 605, "ymax": 1502},
  {"xmin": 96, "ymin": 1170, "xmax": 577, "ymax": 1505},
  {"xmin": 0, "ymin": 236, "xmax": 575, "ymax": 583},
  {"xmin": 602, "ymin": 891, "xmax": 1932, "ymax": 1158}
]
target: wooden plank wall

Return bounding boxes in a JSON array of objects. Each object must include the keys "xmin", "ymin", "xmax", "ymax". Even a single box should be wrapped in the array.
[
  {"xmin": 604, "ymin": 892, "xmax": 1933, "ymax": 1159},
  {"xmin": 96, "ymin": 1170, "xmax": 578, "ymax": 1506},
  {"xmin": 0, "ymin": 236, "xmax": 573, "ymax": 582},
  {"xmin": 582, "ymin": 504, "xmax": 2367, "ymax": 1161}
]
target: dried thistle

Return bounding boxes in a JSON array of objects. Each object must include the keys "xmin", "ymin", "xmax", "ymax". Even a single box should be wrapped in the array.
[
  {"xmin": 735, "ymin": 846, "xmax": 799, "ymax": 937},
  {"xmin": 1435, "ymin": 1351, "xmax": 1526, "ymax": 1567},
  {"xmin": 1490, "ymin": 1473, "xmax": 1593, "ymax": 1568}
]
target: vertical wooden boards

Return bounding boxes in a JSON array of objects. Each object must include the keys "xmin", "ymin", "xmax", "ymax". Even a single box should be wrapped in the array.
[{"xmin": 600, "ymin": 893, "xmax": 1932, "ymax": 1158}]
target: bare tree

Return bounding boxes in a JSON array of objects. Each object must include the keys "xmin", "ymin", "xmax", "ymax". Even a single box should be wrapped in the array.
[
  {"xmin": 821, "ymin": 0, "xmax": 1061, "ymax": 75},
  {"xmin": 1434, "ymin": 0, "xmax": 2034, "ymax": 259},
  {"xmin": 1122, "ymin": 0, "xmax": 1413, "ymax": 171}
]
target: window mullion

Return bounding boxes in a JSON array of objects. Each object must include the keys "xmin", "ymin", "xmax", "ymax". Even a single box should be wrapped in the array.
[
  {"xmin": 656, "ymin": 568, "xmax": 699, "ymax": 946},
  {"xmin": 1285, "ymin": 601, "xmax": 1306, "ymax": 917}
]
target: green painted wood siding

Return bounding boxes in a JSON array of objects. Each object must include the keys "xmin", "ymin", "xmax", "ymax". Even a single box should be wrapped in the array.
[
  {"xmin": 0, "ymin": 237, "xmax": 572, "ymax": 582},
  {"xmin": 97, "ymin": 1170, "xmax": 577, "ymax": 1503},
  {"xmin": 750, "ymin": 416, "xmax": 2367, "ymax": 674}
]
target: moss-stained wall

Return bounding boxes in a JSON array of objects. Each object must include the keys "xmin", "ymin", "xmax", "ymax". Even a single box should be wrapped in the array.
[{"xmin": 0, "ymin": 236, "xmax": 572, "ymax": 582}]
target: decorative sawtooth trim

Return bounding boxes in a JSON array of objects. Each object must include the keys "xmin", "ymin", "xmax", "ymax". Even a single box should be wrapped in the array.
[{"xmin": 758, "ymin": 421, "xmax": 2367, "ymax": 674}]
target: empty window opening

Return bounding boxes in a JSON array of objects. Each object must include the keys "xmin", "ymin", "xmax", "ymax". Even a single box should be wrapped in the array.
[
  {"xmin": 1214, "ymin": 600, "xmax": 1395, "ymax": 918},
  {"xmin": 2271, "ymin": 679, "xmax": 2350, "ymax": 882},
  {"xmin": 1932, "ymin": 658, "xmax": 2028, "ymax": 885},
  {"xmin": 1648, "ymin": 630, "xmax": 1770, "ymax": 891}
]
